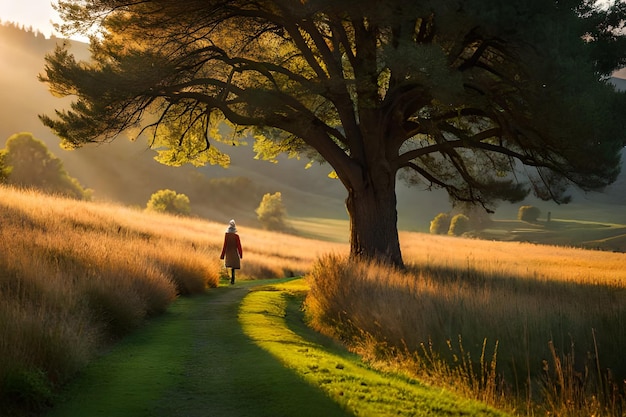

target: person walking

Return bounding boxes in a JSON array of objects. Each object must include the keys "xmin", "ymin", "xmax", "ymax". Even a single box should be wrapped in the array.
[{"xmin": 220, "ymin": 219, "xmax": 243, "ymax": 285}]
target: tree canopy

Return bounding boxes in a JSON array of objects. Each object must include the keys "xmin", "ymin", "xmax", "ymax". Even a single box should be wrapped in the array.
[
  {"xmin": 41, "ymin": 0, "xmax": 626, "ymax": 266},
  {"xmin": 146, "ymin": 189, "xmax": 191, "ymax": 215},
  {"xmin": 256, "ymin": 191, "xmax": 288, "ymax": 231},
  {"xmin": 1, "ymin": 132, "xmax": 91, "ymax": 200}
]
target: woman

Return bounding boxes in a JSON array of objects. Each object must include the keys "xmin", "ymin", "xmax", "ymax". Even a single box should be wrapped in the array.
[{"xmin": 220, "ymin": 219, "xmax": 243, "ymax": 284}]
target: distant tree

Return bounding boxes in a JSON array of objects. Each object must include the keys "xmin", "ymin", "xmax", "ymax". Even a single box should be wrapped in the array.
[
  {"xmin": 41, "ymin": 0, "xmax": 626, "ymax": 267},
  {"xmin": 455, "ymin": 202, "xmax": 493, "ymax": 231},
  {"xmin": 256, "ymin": 192, "xmax": 287, "ymax": 231},
  {"xmin": 518, "ymin": 205, "xmax": 541, "ymax": 223},
  {"xmin": 146, "ymin": 189, "xmax": 191, "ymax": 215},
  {"xmin": 429, "ymin": 213, "xmax": 452, "ymax": 235},
  {"xmin": 448, "ymin": 214, "xmax": 470, "ymax": 236},
  {"xmin": 0, "ymin": 150, "xmax": 9, "ymax": 183},
  {"xmin": 2, "ymin": 132, "xmax": 91, "ymax": 200}
]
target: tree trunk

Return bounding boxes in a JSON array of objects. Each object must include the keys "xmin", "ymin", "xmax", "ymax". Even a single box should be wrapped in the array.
[{"xmin": 345, "ymin": 175, "xmax": 404, "ymax": 269}]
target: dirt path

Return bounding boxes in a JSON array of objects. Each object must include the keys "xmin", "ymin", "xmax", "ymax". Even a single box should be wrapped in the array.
[{"xmin": 46, "ymin": 284, "xmax": 350, "ymax": 417}]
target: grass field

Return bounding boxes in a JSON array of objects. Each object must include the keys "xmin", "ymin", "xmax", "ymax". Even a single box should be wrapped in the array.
[
  {"xmin": 288, "ymin": 217, "xmax": 349, "ymax": 243},
  {"xmin": 241, "ymin": 279, "xmax": 508, "ymax": 416},
  {"xmin": 476, "ymin": 218, "xmax": 626, "ymax": 252},
  {"xmin": 44, "ymin": 279, "xmax": 510, "ymax": 417},
  {"xmin": 0, "ymin": 184, "xmax": 346, "ymax": 415},
  {"xmin": 305, "ymin": 236, "xmax": 626, "ymax": 416},
  {"xmin": 45, "ymin": 281, "xmax": 356, "ymax": 417},
  {"xmin": 1, "ymin": 184, "xmax": 625, "ymax": 416}
]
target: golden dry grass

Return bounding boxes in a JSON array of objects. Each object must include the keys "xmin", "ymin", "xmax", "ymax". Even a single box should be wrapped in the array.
[
  {"xmin": 306, "ymin": 234, "xmax": 626, "ymax": 416},
  {"xmin": 3, "ymin": 182, "xmax": 625, "ymax": 416},
  {"xmin": 400, "ymin": 231, "xmax": 626, "ymax": 285},
  {"xmin": 0, "ymin": 184, "xmax": 347, "ymax": 412}
]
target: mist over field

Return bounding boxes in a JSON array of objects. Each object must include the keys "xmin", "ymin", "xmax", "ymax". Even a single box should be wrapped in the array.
[{"xmin": 1, "ymin": 23, "xmax": 625, "ymax": 232}]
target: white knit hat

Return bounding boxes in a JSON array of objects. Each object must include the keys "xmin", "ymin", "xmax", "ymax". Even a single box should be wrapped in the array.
[{"xmin": 227, "ymin": 219, "xmax": 237, "ymax": 233}]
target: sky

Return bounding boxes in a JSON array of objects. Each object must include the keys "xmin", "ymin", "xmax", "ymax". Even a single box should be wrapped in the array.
[{"xmin": 0, "ymin": 0, "xmax": 61, "ymax": 38}]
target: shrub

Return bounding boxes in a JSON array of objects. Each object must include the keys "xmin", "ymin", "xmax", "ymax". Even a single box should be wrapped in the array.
[
  {"xmin": 255, "ymin": 192, "xmax": 287, "ymax": 230},
  {"xmin": 146, "ymin": 189, "xmax": 191, "ymax": 215},
  {"xmin": 448, "ymin": 214, "xmax": 470, "ymax": 236},
  {"xmin": 518, "ymin": 205, "xmax": 541, "ymax": 222},
  {"xmin": 429, "ymin": 213, "xmax": 451, "ymax": 235}
]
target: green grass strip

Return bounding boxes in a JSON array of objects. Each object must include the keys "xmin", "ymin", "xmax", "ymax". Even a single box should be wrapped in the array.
[
  {"xmin": 239, "ymin": 279, "xmax": 511, "ymax": 417},
  {"xmin": 45, "ymin": 278, "xmax": 512, "ymax": 417},
  {"xmin": 46, "ymin": 281, "xmax": 351, "ymax": 417},
  {"xmin": 46, "ymin": 294, "xmax": 196, "ymax": 417}
]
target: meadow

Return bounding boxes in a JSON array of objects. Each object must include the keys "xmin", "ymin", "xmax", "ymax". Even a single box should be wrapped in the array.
[
  {"xmin": 305, "ymin": 234, "xmax": 626, "ymax": 416},
  {"xmin": 0, "ymin": 184, "xmax": 346, "ymax": 413},
  {"xmin": 1, "ymin": 183, "xmax": 625, "ymax": 417}
]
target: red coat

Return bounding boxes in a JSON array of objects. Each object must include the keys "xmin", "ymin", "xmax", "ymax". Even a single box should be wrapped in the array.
[{"xmin": 220, "ymin": 232, "xmax": 242, "ymax": 269}]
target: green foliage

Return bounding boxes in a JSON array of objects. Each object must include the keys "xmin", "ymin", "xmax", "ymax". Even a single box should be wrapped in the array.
[
  {"xmin": 151, "ymin": 121, "xmax": 231, "ymax": 167},
  {"xmin": 2, "ymin": 132, "xmax": 91, "ymax": 200},
  {"xmin": 0, "ymin": 149, "xmax": 9, "ymax": 183},
  {"xmin": 256, "ymin": 192, "xmax": 287, "ymax": 231},
  {"xmin": 448, "ymin": 214, "xmax": 470, "ymax": 236},
  {"xmin": 429, "ymin": 213, "xmax": 451, "ymax": 235},
  {"xmin": 40, "ymin": 0, "xmax": 626, "ymax": 266},
  {"xmin": 518, "ymin": 205, "xmax": 541, "ymax": 222},
  {"xmin": 145, "ymin": 189, "xmax": 191, "ymax": 216}
]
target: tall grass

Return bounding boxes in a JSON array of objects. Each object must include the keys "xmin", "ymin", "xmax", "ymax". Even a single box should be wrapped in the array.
[
  {"xmin": 6, "ymin": 182, "xmax": 623, "ymax": 416},
  {"xmin": 0, "ymin": 184, "xmax": 346, "ymax": 413},
  {"xmin": 305, "ymin": 233, "xmax": 626, "ymax": 416}
]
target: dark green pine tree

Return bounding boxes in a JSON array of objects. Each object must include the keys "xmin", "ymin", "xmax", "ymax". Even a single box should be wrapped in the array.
[{"xmin": 41, "ymin": 0, "xmax": 625, "ymax": 267}]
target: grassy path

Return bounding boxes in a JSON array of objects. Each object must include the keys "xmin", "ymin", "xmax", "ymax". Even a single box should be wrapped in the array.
[
  {"xmin": 46, "ymin": 279, "xmax": 508, "ymax": 417},
  {"xmin": 46, "ymin": 280, "xmax": 349, "ymax": 417}
]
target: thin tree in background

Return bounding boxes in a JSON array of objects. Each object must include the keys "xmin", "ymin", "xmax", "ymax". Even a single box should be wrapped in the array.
[{"xmin": 256, "ymin": 192, "xmax": 288, "ymax": 231}]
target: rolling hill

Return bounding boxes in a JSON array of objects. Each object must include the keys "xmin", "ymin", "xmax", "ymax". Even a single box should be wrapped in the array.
[{"xmin": 1, "ymin": 23, "xmax": 624, "ymax": 238}]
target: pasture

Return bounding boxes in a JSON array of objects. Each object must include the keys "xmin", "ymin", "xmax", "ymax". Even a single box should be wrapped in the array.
[
  {"xmin": 306, "ymin": 235, "xmax": 626, "ymax": 416},
  {"xmin": 1, "ymin": 184, "xmax": 624, "ymax": 416}
]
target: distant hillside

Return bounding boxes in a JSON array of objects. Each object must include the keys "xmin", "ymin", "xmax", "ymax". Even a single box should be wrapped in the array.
[
  {"xmin": 0, "ymin": 24, "xmax": 344, "ymax": 224},
  {"xmin": 0, "ymin": 23, "xmax": 623, "ymax": 232},
  {"xmin": 610, "ymin": 76, "xmax": 626, "ymax": 92},
  {"xmin": 0, "ymin": 23, "xmax": 449, "ymax": 231}
]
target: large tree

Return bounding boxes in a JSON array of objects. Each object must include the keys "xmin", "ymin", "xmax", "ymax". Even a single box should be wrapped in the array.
[{"xmin": 41, "ymin": 0, "xmax": 625, "ymax": 267}]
